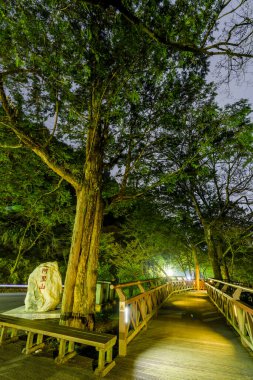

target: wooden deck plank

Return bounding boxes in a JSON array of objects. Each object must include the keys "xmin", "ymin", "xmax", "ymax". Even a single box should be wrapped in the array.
[{"xmin": 108, "ymin": 291, "xmax": 253, "ymax": 380}]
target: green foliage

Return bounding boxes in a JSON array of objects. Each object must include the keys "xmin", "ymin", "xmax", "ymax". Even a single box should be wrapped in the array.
[
  {"xmin": 99, "ymin": 199, "xmax": 183, "ymax": 281},
  {"xmin": 232, "ymin": 252, "xmax": 253, "ymax": 284},
  {"xmin": 0, "ymin": 146, "xmax": 75, "ymax": 282},
  {"xmin": 0, "ymin": 0, "xmax": 252, "ymax": 287},
  {"xmin": 155, "ymin": 94, "xmax": 253, "ymax": 279}
]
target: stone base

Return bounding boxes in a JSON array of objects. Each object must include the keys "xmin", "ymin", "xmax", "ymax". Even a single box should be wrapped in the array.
[
  {"xmin": 2, "ymin": 305, "xmax": 61, "ymax": 320},
  {"xmin": 3, "ymin": 301, "xmax": 115, "ymax": 320}
]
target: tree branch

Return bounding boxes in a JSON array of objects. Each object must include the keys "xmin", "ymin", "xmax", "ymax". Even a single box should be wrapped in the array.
[
  {"xmin": 10, "ymin": 177, "xmax": 65, "ymax": 274},
  {"xmin": 0, "ymin": 143, "xmax": 23, "ymax": 148},
  {"xmin": 43, "ymin": 98, "xmax": 59, "ymax": 148},
  {"xmin": 218, "ymin": 0, "xmax": 248, "ymax": 20},
  {"xmin": 0, "ymin": 77, "xmax": 81, "ymax": 191},
  {"xmin": 84, "ymin": 0, "xmax": 253, "ymax": 59}
]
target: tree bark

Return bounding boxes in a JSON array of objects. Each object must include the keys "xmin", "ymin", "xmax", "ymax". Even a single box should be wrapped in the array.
[
  {"xmin": 204, "ymin": 226, "xmax": 222, "ymax": 280},
  {"xmin": 217, "ymin": 239, "xmax": 230, "ymax": 281},
  {"xmin": 60, "ymin": 185, "xmax": 103, "ymax": 329},
  {"xmin": 60, "ymin": 109, "xmax": 104, "ymax": 329},
  {"xmin": 192, "ymin": 246, "xmax": 200, "ymax": 290}
]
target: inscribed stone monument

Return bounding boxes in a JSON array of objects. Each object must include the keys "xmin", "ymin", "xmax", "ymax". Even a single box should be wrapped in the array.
[{"xmin": 25, "ymin": 261, "xmax": 62, "ymax": 312}]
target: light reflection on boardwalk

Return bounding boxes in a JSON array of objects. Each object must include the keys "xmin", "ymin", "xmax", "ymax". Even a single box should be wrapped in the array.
[{"xmin": 108, "ymin": 291, "xmax": 253, "ymax": 380}]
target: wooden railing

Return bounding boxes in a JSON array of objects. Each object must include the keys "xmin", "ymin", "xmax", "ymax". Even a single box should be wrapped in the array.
[
  {"xmin": 205, "ymin": 279, "xmax": 253, "ymax": 352},
  {"xmin": 111, "ymin": 277, "xmax": 194, "ymax": 356}
]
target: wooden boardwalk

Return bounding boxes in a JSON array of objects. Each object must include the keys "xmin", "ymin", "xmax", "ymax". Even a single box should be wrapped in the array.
[
  {"xmin": 108, "ymin": 291, "xmax": 253, "ymax": 380},
  {"xmin": 0, "ymin": 291, "xmax": 253, "ymax": 379}
]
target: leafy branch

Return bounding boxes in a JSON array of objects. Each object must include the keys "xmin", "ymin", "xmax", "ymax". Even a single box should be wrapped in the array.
[
  {"xmin": 0, "ymin": 76, "xmax": 81, "ymax": 191},
  {"xmin": 10, "ymin": 178, "xmax": 65, "ymax": 274},
  {"xmin": 85, "ymin": 0, "xmax": 253, "ymax": 59}
]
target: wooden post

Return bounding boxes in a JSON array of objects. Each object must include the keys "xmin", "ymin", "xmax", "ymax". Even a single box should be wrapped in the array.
[
  {"xmin": 95, "ymin": 347, "xmax": 116, "ymax": 377},
  {"xmin": 23, "ymin": 331, "xmax": 34, "ymax": 354},
  {"xmin": 68, "ymin": 341, "xmax": 75, "ymax": 353},
  {"xmin": 195, "ymin": 263, "xmax": 200, "ymax": 291},
  {"xmin": 106, "ymin": 347, "xmax": 113, "ymax": 363},
  {"xmin": 97, "ymin": 349, "xmax": 105, "ymax": 370},
  {"xmin": 57, "ymin": 339, "xmax": 67, "ymax": 362},
  {"xmin": 119, "ymin": 300, "xmax": 127, "ymax": 356},
  {"xmin": 114, "ymin": 288, "xmax": 127, "ymax": 356},
  {"xmin": 0, "ymin": 326, "xmax": 8, "ymax": 345},
  {"xmin": 55, "ymin": 339, "xmax": 77, "ymax": 364},
  {"xmin": 36, "ymin": 333, "xmax": 43, "ymax": 345}
]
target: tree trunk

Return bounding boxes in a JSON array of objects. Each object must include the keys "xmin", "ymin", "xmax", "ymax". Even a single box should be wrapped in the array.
[
  {"xmin": 190, "ymin": 193, "xmax": 222, "ymax": 280},
  {"xmin": 217, "ymin": 239, "xmax": 230, "ymax": 281},
  {"xmin": 192, "ymin": 246, "xmax": 200, "ymax": 290},
  {"xmin": 60, "ymin": 109, "xmax": 104, "ymax": 329},
  {"xmin": 60, "ymin": 184, "xmax": 103, "ymax": 329},
  {"xmin": 205, "ymin": 226, "xmax": 222, "ymax": 280}
]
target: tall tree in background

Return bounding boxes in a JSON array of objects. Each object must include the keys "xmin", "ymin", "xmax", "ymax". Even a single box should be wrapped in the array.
[{"xmin": 158, "ymin": 97, "xmax": 253, "ymax": 279}]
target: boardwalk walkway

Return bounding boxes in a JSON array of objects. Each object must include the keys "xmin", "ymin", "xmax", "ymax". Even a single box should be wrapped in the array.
[
  {"xmin": 0, "ymin": 291, "xmax": 252, "ymax": 379},
  {"xmin": 108, "ymin": 290, "xmax": 253, "ymax": 380}
]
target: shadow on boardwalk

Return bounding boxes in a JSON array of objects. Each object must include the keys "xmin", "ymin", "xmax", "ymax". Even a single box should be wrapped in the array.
[
  {"xmin": 0, "ymin": 291, "xmax": 253, "ymax": 379},
  {"xmin": 108, "ymin": 291, "xmax": 253, "ymax": 380}
]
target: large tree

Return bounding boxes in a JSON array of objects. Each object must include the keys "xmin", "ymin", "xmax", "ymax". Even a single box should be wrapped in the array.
[
  {"xmin": 1, "ymin": 1, "xmax": 252, "ymax": 329},
  {"xmin": 0, "ymin": 1, "xmax": 184, "ymax": 328}
]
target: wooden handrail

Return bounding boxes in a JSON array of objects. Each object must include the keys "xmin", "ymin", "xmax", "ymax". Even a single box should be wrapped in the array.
[
  {"xmin": 205, "ymin": 280, "xmax": 253, "ymax": 352},
  {"xmin": 110, "ymin": 278, "xmax": 165, "ymax": 290},
  {"xmin": 207, "ymin": 278, "xmax": 253, "ymax": 293}
]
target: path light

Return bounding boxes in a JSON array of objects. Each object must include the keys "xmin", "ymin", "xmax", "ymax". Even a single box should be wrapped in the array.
[
  {"xmin": 165, "ymin": 266, "xmax": 173, "ymax": 276},
  {"xmin": 233, "ymin": 304, "xmax": 238, "ymax": 319},
  {"xmin": 125, "ymin": 305, "xmax": 130, "ymax": 324}
]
